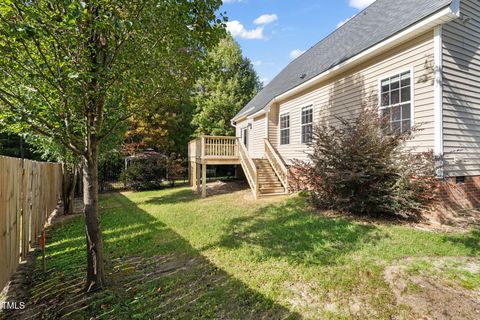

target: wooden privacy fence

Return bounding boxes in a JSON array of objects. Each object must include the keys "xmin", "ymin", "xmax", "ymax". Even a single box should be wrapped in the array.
[{"xmin": 0, "ymin": 156, "xmax": 63, "ymax": 290}]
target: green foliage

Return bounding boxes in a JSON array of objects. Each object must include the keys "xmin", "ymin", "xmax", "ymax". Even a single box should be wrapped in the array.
[
  {"xmin": 293, "ymin": 107, "xmax": 438, "ymax": 219},
  {"xmin": 192, "ymin": 35, "xmax": 261, "ymax": 136},
  {"xmin": 124, "ymin": 103, "xmax": 195, "ymax": 157},
  {"xmin": 166, "ymin": 153, "xmax": 185, "ymax": 187},
  {"xmin": 121, "ymin": 157, "xmax": 167, "ymax": 191},
  {"xmin": 0, "ymin": 132, "xmax": 42, "ymax": 160},
  {"xmin": 121, "ymin": 153, "xmax": 185, "ymax": 190},
  {"xmin": 0, "ymin": 0, "xmax": 225, "ymax": 156}
]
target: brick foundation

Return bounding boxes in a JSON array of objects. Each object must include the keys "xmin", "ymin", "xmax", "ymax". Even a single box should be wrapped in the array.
[
  {"xmin": 435, "ymin": 176, "xmax": 480, "ymax": 211},
  {"xmin": 289, "ymin": 165, "xmax": 480, "ymax": 212}
]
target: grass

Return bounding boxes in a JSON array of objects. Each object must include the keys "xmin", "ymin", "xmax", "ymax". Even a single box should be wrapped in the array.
[
  {"xmin": 406, "ymin": 257, "xmax": 480, "ymax": 290},
  {"xmin": 7, "ymin": 187, "xmax": 480, "ymax": 319}
]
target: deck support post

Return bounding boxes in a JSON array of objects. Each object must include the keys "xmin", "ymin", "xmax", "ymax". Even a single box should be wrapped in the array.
[
  {"xmin": 190, "ymin": 161, "xmax": 195, "ymax": 187},
  {"xmin": 202, "ymin": 162, "xmax": 207, "ymax": 198},
  {"xmin": 196, "ymin": 162, "xmax": 201, "ymax": 194}
]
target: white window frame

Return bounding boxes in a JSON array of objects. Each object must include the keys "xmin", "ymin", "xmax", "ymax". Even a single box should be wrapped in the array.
[
  {"xmin": 301, "ymin": 105, "xmax": 314, "ymax": 144},
  {"xmin": 279, "ymin": 112, "xmax": 290, "ymax": 145},
  {"xmin": 377, "ymin": 68, "xmax": 415, "ymax": 133}
]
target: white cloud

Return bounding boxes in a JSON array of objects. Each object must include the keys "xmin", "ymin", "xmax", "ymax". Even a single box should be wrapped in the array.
[
  {"xmin": 336, "ymin": 14, "xmax": 356, "ymax": 28},
  {"xmin": 289, "ymin": 49, "xmax": 305, "ymax": 60},
  {"xmin": 226, "ymin": 20, "xmax": 264, "ymax": 40},
  {"xmin": 252, "ymin": 60, "xmax": 263, "ymax": 66},
  {"xmin": 223, "ymin": 0, "xmax": 242, "ymax": 3},
  {"xmin": 254, "ymin": 14, "xmax": 278, "ymax": 25},
  {"xmin": 260, "ymin": 78, "xmax": 270, "ymax": 85},
  {"xmin": 349, "ymin": 0, "xmax": 375, "ymax": 10}
]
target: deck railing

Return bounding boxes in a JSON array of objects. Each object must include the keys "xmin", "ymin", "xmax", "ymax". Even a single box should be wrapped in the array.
[
  {"xmin": 264, "ymin": 139, "xmax": 289, "ymax": 190},
  {"xmin": 204, "ymin": 136, "xmax": 238, "ymax": 158},
  {"xmin": 237, "ymin": 138, "xmax": 259, "ymax": 199},
  {"xmin": 188, "ymin": 136, "xmax": 238, "ymax": 160}
]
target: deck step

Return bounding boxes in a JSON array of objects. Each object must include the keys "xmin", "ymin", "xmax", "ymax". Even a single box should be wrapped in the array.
[
  {"xmin": 260, "ymin": 182, "xmax": 283, "ymax": 188},
  {"xmin": 259, "ymin": 180, "xmax": 282, "ymax": 184},
  {"xmin": 260, "ymin": 187, "xmax": 286, "ymax": 194},
  {"xmin": 259, "ymin": 192, "xmax": 288, "ymax": 197},
  {"xmin": 258, "ymin": 172, "xmax": 276, "ymax": 176},
  {"xmin": 253, "ymin": 158, "xmax": 287, "ymax": 196}
]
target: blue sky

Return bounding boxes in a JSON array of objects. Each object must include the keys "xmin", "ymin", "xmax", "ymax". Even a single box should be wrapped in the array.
[{"xmin": 221, "ymin": 0, "xmax": 376, "ymax": 85}]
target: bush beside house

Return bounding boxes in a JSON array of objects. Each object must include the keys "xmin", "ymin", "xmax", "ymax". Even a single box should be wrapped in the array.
[{"xmin": 292, "ymin": 107, "xmax": 438, "ymax": 219}]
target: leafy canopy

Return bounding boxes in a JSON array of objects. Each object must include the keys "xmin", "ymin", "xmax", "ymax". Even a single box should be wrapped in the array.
[
  {"xmin": 192, "ymin": 35, "xmax": 261, "ymax": 136},
  {"xmin": 0, "ymin": 0, "xmax": 225, "ymax": 155}
]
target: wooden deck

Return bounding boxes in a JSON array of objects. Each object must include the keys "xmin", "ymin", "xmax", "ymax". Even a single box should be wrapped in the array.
[
  {"xmin": 188, "ymin": 136, "xmax": 289, "ymax": 199},
  {"xmin": 188, "ymin": 136, "xmax": 240, "ymax": 166}
]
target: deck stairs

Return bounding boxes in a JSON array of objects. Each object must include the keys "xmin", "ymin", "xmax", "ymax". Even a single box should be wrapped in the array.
[{"xmin": 253, "ymin": 159, "xmax": 288, "ymax": 196}]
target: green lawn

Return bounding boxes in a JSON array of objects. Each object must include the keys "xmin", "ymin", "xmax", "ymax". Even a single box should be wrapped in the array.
[{"xmin": 7, "ymin": 187, "xmax": 480, "ymax": 319}]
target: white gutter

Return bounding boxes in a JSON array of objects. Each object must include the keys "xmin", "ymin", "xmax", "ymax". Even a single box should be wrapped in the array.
[
  {"xmin": 232, "ymin": 107, "xmax": 254, "ymax": 123},
  {"xmin": 235, "ymin": 2, "xmax": 460, "ymax": 120}
]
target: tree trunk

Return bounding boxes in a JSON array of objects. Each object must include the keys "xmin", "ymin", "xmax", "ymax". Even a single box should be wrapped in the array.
[{"xmin": 82, "ymin": 142, "xmax": 106, "ymax": 292}]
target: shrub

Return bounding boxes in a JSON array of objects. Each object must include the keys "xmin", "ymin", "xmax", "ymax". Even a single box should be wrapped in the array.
[
  {"xmin": 292, "ymin": 107, "xmax": 437, "ymax": 219},
  {"xmin": 121, "ymin": 157, "xmax": 167, "ymax": 191},
  {"xmin": 121, "ymin": 153, "xmax": 186, "ymax": 191},
  {"xmin": 166, "ymin": 153, "xmax": 185, "ymax": 187}
]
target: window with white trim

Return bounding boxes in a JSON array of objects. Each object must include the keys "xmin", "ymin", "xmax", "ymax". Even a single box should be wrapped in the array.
[
  {"xmin": 301, "ymin": 106, "xmax": 313, "ymax": 144},
  {"xmin": 380, "ymin": 71, "xmax": 412, "ymax": 134},
  {"xmin": 280, "ymin": 114, "xmax": 290, "ymax": 145}
]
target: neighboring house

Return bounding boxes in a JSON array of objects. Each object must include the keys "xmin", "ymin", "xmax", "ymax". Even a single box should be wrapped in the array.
[{"xmin": 190, "ymin": 0, "xmax": 480, "ymax": 205}]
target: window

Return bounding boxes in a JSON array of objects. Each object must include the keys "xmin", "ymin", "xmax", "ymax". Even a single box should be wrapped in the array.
[
  {"xmin": 380, "ymin": 71, "xmax": 412, "ymax": 134},
  {"xmin": 280, "ymin": 114, "xmax": 290, "ymax": 145},
  {"xmin": 301, "ymin": 106, "xmax": 313, "ymax": 144}
]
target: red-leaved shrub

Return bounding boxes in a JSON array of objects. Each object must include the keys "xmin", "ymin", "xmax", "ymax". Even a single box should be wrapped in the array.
[{"xmin": 292, "ymin": 107, "xmax": 438, "ymax": 219}]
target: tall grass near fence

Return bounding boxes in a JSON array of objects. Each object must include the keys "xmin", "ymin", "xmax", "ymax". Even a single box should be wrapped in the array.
[{"xmin": 0, "ymin": 156, "xmax": 62, "ymax": 290}]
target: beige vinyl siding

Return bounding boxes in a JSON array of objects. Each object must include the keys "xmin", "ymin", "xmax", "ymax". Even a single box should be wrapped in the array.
[
  {"xmin": 275, "ymin": 31, "xmax": 436, "ymax": 163},
  {"xmin": 442, "ymin": 0, "xmax": 480, "ymax": 176},
  {"xmin": 235, "ymin": 119, "xmax": 246, "ymax": 139},
  {"xmin": 267, "ymin": 104, "xmax": 279, "ymax": 147},
  {"xmin": 251, "ymin": 114, "xmax": 266, "ymax": 158},
  {"xmin": 235, "ymin": 119, "xmax": 252, "ymax": 153}
]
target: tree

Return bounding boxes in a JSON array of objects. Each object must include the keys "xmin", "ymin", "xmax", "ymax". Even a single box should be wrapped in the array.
[
  {"xmin": 0, "ymin": 0, "xmax": 224, "ymax": 291},
  {"xmin": 192, "ymin": 35, "xmax": 261, "ymax": 136},
  {"xmin": 124, "ymin": 102, "xmax": 195, "ymax": 157}
]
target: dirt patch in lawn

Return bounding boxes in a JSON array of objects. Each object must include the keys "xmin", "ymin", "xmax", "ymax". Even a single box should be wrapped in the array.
[
  {"xmin": 422, "ymin": 207, "xmax": 480, "ymax": 232},
  {"xmin": 384, "ymin": 257, "xmax": 480, "ymax": 320},
  {"xmin": 200, "ymin": 180, "xmax": 249, "ymax": 197}
]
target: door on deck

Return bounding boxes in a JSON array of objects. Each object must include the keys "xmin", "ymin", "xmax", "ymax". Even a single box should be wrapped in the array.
[{"xmin": 241, "ymin": 127, "xmax": 249, "ymax": 150}]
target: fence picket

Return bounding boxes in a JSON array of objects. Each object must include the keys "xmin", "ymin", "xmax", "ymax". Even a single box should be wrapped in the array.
[{"xmin": 0, "ymin": 156, "xmax": 62, "ymax": 290}]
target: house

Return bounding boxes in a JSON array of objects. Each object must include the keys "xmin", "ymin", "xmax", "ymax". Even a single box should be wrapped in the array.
[{"xmin": 190, "ymin": 0, "xmax": 480, "ymax": 206}]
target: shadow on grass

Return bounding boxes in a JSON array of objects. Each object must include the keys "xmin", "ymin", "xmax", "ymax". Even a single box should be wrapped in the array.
[
  {"xmin": 443, "ymin": 229, "xmax": 480, "ymax": 255},
  {"xmin": 5, "ymin": 192, "xmax": 300, "ymax": 320},
  {"xmin": 143, "ymin": 188, "xmax": 199, "ymax": 205},
  {"xmin": 143, "ymin": 180, "xmax": 250, "ymax": 204},
  {"xmin": 204, "ymin": 197, "xmax": 382, "ymax": 266}
]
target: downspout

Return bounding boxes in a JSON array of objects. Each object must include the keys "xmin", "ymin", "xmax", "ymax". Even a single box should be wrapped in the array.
[{"xmin": 433, "ymin": 25, "xmax": 444, "ymax": 178}]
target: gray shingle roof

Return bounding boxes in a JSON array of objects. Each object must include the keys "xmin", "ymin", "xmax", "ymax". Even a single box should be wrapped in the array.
[{"xmin": 234, "ymin": 0, "xmax": 452, "ymax": 120}]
